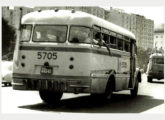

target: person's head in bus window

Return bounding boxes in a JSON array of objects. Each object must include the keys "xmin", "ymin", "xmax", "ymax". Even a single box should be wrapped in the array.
[
  {"xmin": 95, "ymin": 32, "xmax": 100, "ymax": 40},
  {"xmin": 94, "ymin": 32, "xmax": 102, "ymax": 45},
  {"xmin": 79, "ymin": 31, "xmax": 91, "ymax": 43},
  {"xmin": 46, "ymin": 30, "xmax": 57, "ymax": 41},
  {"xmin": 70, "ymin": 30, "xmax": 79, "ymax": 43}
]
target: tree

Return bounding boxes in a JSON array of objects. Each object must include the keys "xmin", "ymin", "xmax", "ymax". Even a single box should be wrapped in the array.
[
  {"xmin": 137, "ymin": 47, "xmax": 150, "ymax": 72},
  {"xmin": 2, "ymin": 17, "xmax": 16, "ymax": 56}
]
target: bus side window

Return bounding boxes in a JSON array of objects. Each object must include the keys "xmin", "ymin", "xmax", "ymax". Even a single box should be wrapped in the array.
[
  {"xmin": 117, "ymin": 38, "xmax": 123, "ymax": 50},
  {"xmin": 102, "ymin": 33, "xmax": 110, "ymax": 44},
  {"xmin": 93, "ymin": 31, "xmax": 101, "ymax": 44},
  {"xmin": 109, "ymin": 36, "xmax": 117, "ymax": 49},
  {"xmin": 124, "ymin": 41, "xmax": 130, "ymax": 52}
]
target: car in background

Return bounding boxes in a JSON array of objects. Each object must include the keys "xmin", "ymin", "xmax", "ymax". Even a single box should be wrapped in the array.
[
  {"xmin": 1, "ymin": 61, "xmax": 13, "ymax": 86},
  {"xmin": 146, "ymin": 53, "xmax": 164, "ymax": 82},
  {"xmin": 2, "ymin": 52, "xmax": 13, "ymax": 61}
]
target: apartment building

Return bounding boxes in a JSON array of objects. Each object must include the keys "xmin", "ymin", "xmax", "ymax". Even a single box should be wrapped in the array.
[
  {"xmin": 105, "ymin": 8, "xmax": 131, "ymax": 31},
  {"xmin": 105, "ymin": 8, "xmax": 154, "ymax": 50},
  {"xmin": 154, "ymin": 24, "xmax": 164, "ymax": 50}
]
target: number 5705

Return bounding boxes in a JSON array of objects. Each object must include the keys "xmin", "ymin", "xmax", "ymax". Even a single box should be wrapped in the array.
[{"xmin": 37, "ymin": 52, "xmax": 57, "ymax": 60}]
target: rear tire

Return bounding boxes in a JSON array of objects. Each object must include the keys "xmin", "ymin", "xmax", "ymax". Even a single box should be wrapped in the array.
[
  {"xmin": 103, "ymin": 79, "xmax": 113, "ymax": 101},
  {"xmin": 91, "ymin": 79, "xmax": 113, "ymax": 101},
  {"xmin": 39, "ymin": 90, "xmax": 63, "ymax": 105},
  {"xmin": 130, "ymin": 79, "xmax": 139, "ymax": 97},
  {"xmin": 147, "ymin": 76, "xmax": 152, "ymax": 82}
]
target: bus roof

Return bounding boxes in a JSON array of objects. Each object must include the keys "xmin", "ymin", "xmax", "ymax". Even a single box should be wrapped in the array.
[
  {"xmin": 22, "ymin": 10, "xmax": 135, "ymax": 39},
  {"xmin": 149, "ymin": 53, "xmax": 164, "ymax": 58}
]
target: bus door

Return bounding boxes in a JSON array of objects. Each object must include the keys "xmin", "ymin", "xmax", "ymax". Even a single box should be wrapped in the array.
[{"xmin": 129, "ymin": 40, "xmax": 136, "ymax": 88}]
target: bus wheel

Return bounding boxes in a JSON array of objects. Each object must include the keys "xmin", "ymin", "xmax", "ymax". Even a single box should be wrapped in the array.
[
  {"xmin": 130, "ymin": 79, "xmax": 139, "ymax": 97},
  {"xmin": 147, "ymin": 76, "xmax": 152, "ymax": 82},
  {"xmin": 39, "ymin": 90, "xmax": 63, "ymax": 105},
  {"xmin": 103, "ymin": 79, "xmax": 113, "ymax": 101}
]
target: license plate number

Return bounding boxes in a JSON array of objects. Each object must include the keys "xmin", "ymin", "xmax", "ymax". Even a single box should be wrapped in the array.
[{"xmin": 40, "ymin": 66, "xmax": 53, "ymax": 74}]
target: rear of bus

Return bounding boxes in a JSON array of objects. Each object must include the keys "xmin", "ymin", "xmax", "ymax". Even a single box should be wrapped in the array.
[
  {"xmin": 147, "ymin": 54, "xmax": 164, "ymax": 82},
  {"xmin": 12, "ymin": 9, "xmax": 141, "ymax": 104},
  {"xmin": 12, "ymin": 10, "xmax": 96, "ymax": 95}
]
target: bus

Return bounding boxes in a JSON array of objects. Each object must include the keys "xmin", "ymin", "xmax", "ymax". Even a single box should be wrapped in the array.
[
  {"xmin": 12, "ymin": 9, "xmax": 141, "ymax": 104},
  {"xmin": 146, "ymin": 53, "xmax": 164, "ymax": 82}
]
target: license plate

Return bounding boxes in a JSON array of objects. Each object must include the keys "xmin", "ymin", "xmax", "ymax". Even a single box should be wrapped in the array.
[{"xmin": 40, "ymin": 66, "xmax": 53, "ymax": 74}]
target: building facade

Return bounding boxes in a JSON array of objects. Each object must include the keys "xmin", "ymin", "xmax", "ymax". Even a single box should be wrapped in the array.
[
  {"xmin": 154, "ymin": 24, "xmax": 164, "ymax": 52},
  {"xmin": 105, "ymin": 8, "xmax": 154, "ymax": 50},
  {"xmin": 143, "ymin": 18, "xmax": 154, "ymax": 49},
  {"xmin": 105, "ymin": 8, "xmax": 131, "ymax": 31}
]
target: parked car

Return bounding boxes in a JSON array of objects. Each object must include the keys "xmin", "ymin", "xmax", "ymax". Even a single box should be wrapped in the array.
[
  {"xmin": 2, "ymin": 52, "xmax": 13, "ymax": 61},
  {"xmin": 146, "ymin": 53, "xmax": 164, "ymax": 82},
  {"xmin": 1, "ymin": 61, "xmax": 13, "ymax": 86}
]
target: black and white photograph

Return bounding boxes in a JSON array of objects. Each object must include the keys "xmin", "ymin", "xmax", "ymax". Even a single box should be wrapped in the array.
[{"xmin": 1, "ymin": 2, "xmax": 164, "ymax": 119}]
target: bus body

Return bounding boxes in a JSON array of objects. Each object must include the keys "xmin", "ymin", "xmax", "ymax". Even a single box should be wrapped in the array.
[
  {"xmin": 12, "ymin": 10, "xmax": 141, "ymax": 104},
  {"xmin": 147, "ymin": 53, "xmax": 164, "ymax": 82}
]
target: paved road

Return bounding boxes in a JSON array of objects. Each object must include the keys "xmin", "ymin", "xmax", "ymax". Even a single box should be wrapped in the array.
[{"xmin": 1, "ymin": 74, "xmax": 164, "ymax": 113}]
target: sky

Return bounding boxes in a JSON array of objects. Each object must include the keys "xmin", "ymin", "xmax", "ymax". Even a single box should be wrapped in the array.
[{"xmin": 105, "ymin": 6, "xmax": 164, "ymax": 25}]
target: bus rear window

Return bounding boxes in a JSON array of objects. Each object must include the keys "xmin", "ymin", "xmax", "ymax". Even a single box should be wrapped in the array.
[
  {"xmin": 33, "ymin": 25, "xmax": 67, "ymax": 43},
  {"xmin": 153, "ymin": 58, "xmax": 164, "ymax": 64},
  {"xmin": 69, "ymin": 26, "xmax": 91, "ymax": 44},
  {"xmin": 20, "ymin": 25, "xmax": 32, "ymax": 42}
]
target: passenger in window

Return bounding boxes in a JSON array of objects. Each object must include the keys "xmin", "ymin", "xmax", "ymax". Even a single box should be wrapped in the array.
[
  {"xmin": 70, "ymin": 30, "xmax": 80, "ymax": 43},
  {"xmin": 78, "ymin": 31, "xmax": 91, "ymax": 43},
  {"xmin": 93, "ymin": 32, "xmax": 101, "ymax": 45},
  {"xmin": 46, "ymin": 30, "xmax": 57, "ymax": 41}
]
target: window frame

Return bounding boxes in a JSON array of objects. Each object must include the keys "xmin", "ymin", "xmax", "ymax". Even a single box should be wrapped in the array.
[
  {"xmin": 93, "ymin": 25, "xmax": 101, "ymax": 45},
  {"xmin": 92, "ymin": 25, "xmax": 134, "ymax": 52},
  {"xmin": 123, "ymin": 40, "xmax": 130, "ymax": 52},
  {"xmin": 32, "ymin": 24, "xmax": 68, "ymax": 43},
  {"xmin": 117, "ymin": 38, "xmax": 124, "ymax": 51},
  {"xmin": 68, "ymin": 25, "xmax": 92, "ymax": 44},
  {"xmin": 101, "ymin": 28, "xmax": 110, "ymax": 45},
  {"xmin": 123, "ymin": 36, "xmax": 131, "ymax": 52},
  {"xmin": 20, "ymin": 24, "xmax": 33, "ymax": 42}
]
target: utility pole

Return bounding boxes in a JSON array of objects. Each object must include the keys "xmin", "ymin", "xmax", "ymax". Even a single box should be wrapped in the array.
[{"xmin": 13, "ymin": 7, "xmax": 22, "ymax": 66}]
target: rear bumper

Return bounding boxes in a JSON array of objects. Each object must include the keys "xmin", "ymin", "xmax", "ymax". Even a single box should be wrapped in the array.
[{"xmin": 12, "ymin": 75, "xmax": 91, "ymax": 93}]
